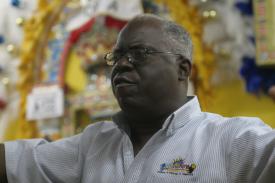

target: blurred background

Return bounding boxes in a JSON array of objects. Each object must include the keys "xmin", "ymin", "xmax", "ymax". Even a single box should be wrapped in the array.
[{"xmin": 0, "ymin": 0, "xmax": 274, "ymax": 142}]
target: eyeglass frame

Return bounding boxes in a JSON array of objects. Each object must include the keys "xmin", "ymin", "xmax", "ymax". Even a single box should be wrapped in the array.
[{"xmin": 104, "ymin": 47, "xmax": 186, "ymax": 66}]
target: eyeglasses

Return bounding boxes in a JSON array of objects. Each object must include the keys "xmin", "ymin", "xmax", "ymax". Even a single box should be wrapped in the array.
[{"xmin": 104, "ymin": 47, "xmax": 183, "ymax": 66}]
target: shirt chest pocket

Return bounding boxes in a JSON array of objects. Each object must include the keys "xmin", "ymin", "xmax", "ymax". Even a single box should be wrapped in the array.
[
  {"xmin": 144, "ymin": 173, "xmax": 229, "ymax": 183},
  {"xmin": 144, "ymin": 173, "xmax": 198, "ymax": 183}
]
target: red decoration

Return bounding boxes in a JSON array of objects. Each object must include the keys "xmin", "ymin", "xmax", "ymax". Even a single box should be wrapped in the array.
[
  {"xmin": 58, "ymin": 15, "xmax": 127, "ymax": 89},
  {"xmin": 0, "ymin": 99, "xmax": 6, "ymax": 110}
]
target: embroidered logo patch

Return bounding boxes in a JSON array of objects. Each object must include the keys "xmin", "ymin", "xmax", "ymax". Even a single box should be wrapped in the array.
[{"xmin": 158, "ymin": 158, "xmax": 196, "ymax": 175}]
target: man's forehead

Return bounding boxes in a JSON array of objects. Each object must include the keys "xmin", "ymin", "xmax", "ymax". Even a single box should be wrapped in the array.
[{"xmin": 114, "ymin": 22, "xmax": 166, "ymax": 50}]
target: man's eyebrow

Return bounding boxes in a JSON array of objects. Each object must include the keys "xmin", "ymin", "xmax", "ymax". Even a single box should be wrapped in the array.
[
  {"xmin": 112, "ymin": 44, "xmax": 157, "ymax": 52},
  {"xmin": 112, "ymin": 47, "xmax": 124, "ymax": 52},
  {"xmin": 128, "ymin": 44, "xmax": 156, "ymax": 50}
]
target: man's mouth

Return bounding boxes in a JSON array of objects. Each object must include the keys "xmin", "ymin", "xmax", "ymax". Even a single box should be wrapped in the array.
[{"xmin": 113, "ymin": 77, "xmax": 137, "ymax": 88}]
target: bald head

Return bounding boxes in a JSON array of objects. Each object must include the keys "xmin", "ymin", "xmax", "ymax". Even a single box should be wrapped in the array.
[{"xmin": 123, "ymin": 14, "xmax": 193, "ymax": 63}]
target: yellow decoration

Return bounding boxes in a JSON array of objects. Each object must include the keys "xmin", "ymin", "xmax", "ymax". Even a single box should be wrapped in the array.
[
  {"xmin": 65, "ymin": 51, "xmax": 87, "ymax": 92},
  {"xmin": 16, "ymin": 17, "xmax": 25, "ymax": 26},
  {"xmin": 1, "ymin": 77, "xmax": 10, "ymax": 85},
  {"xmin": 202, "ymin": 11, "xmax": 210, "ymax": 18},
  {"xmin": 5, "ymin": 0, "xmax": 69, "ymax": 140},
  {"xmin": 203, "ymin": 10, "xmax": 217, "ymax": 19},
  {"xmin": 209, "ymin": 10, "xmax": 217, "ymax": 17},
  {"xmin": 6, "ymin": 44, "xmax": 16, "ymax": 53}
]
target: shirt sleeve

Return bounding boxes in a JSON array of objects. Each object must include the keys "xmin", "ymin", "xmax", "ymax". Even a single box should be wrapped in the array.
[
  {"xmin": 229, "ymin": 118, "xmax": 275, "ymax": 183},
  {"xmin": 4, "ymin": 134, "xmax": 83, "ymax": 183}
]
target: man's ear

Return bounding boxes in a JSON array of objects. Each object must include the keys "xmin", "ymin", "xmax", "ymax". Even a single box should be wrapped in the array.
[{"xmin": 177, "ymin": 57, "xmax": 191, "ymax": 81}]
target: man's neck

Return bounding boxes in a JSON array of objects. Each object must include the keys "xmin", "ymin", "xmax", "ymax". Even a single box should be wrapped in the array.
[
  {"xmin": 124, "ymin": 113, "xmax": 169, "ymax": 156},
  {"xmin": 120, "ymin": 96, "xmax": 190, "ymax": 155},
  {"xmin": 125, "ymin": 96, "xmax": 190, "ymax": 136}
]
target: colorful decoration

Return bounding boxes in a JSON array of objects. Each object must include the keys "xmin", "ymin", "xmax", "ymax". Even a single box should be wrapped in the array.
[
  {"xmin": 44, "ymin": 24, "xmax": 68, "ymax": 83},
  {"xmin": 1, "ymin": 77, "xmax": 10, "ymax": 86},
  {"xmin": 240, "ymin": 57, "xmax": 275, "ymax": 95},
  {"xmin": 202, "ymin": 10, "xmax": 217, "ymax": 19},
  {"xmin": 6, "ymin": 44, "xmax": 17, "ymax": 55},
  {"xmin": 253, "ymin": 0, "xmax": 275, "ymax": 66},
  {"xmin": 0, "ymin": 69, "xmax": 8, "ymax": 110},
  {"xmin": 15, "ymin": 17, "xmax": 25, "ymax": 26},
  {"xmin": 238, "ymin": 0, "xmax": 275, "ymax": 101},
  {"xmin": 0, "ymin": 0, "xmax": 40, "ymax": 141},
  {"xmin": 11, "ymin": 0, "xmax": 21, "ymax": 7},
  {"xmin": 16, "ymin": 0, "xmax": 139, "ymax": 138},
  {"xmin": 0, "ymin": 35, "xmax": 4, "ymax": 44},
  {"xmin": 16, "ymin": 0, "xmax": 68, "ymax": 139},
  {"xmin": 61, "ymin": 15, "xmax": 126, "ymax": 134},
  {"xmin": 81, "ymin": 0, "xmax": 143, "ymax": 20},
  {"xmin": 235, "ymin": 0, "xmax": 253, "ymax": 15}
]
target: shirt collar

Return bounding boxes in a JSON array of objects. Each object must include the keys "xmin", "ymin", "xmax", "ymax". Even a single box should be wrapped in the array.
[
  {"xmin": 112, "ymin": 111, "xmax": 131, "ymax": 137},
  {"xmin": 161, "ymin": 96, "xmax": 201, "ymax": 135},
  {"xmin": 112, "ymin": 96, "xmax": 201, "ymax": 137}
]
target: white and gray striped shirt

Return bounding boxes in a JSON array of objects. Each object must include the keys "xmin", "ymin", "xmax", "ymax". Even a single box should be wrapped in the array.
[{"xmin": 4, "ymin": 96, "xmax": 275, "ymax": 183}]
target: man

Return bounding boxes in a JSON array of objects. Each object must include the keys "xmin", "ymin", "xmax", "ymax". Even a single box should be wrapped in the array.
[{"xmin": 0, "ymin": 14, "xmax": 274, "ymax": 183}]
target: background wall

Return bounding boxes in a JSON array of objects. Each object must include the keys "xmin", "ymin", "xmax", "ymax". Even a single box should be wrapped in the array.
[{"xmin": 207, "ymin": 80, "xmax": 274, "ymax": 127}]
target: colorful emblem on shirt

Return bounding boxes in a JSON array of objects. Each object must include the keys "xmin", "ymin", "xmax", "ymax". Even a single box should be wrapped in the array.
[{"xmin": 158, "ymin": 158, "xmax": 196, "ymax": 175}]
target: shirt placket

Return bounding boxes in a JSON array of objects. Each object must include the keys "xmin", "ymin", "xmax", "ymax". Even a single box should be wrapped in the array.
[
  {"xmin": 122, "ymin": 133, "xmax": 135, "ymax": 173},
  {"xmin": 122, "ymin": 130, "xmax": 167, "ymax": 183}
]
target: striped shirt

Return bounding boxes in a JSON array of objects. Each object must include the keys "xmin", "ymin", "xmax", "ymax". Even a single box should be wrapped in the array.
[{"xmin": 4, "ymin": 96, "xmax": 275, "ymax": 183}]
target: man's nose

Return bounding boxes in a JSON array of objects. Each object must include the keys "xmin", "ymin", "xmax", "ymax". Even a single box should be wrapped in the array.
[
  {"xmin": 111, "ymin": 55, "xmax": 134, "ymax": 82},
  {"xmin": 115, "ymin": 55, "xmax": 134, "ymax": 71}
]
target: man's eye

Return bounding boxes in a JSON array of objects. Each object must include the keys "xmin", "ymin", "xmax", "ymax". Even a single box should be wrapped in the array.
[
  {"xmin": 130, "ymin": 49, "xmax": 147, "ymax": 58},
  {"xmin": 113, "ymin": 52, "xmax": 123, "ymax": 60}
]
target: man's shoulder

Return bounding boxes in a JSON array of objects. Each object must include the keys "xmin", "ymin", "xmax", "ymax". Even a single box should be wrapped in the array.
[
  {"xmin": 203, "ymin": 112, "xmax": 265, "ymax": 126},
  {"xmin": 82, "ymin": 121, "xmax": 119, "ymax": 136},
  {"xmin": 201, "ymin": 112, "xmax": 272, "ymax": 136},
  {"xmin": 78, "ymin": 121, "xmax": 122, "ymax": 153}
]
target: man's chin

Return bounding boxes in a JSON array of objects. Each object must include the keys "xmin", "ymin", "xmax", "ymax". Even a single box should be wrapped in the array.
[
  {"xmin": 117, "ymin": 96, "xmax": 143, "ymax": 113},
  {"xmin": 114, "ymin": 84, "xmax": 137, "ymax": 97}
]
